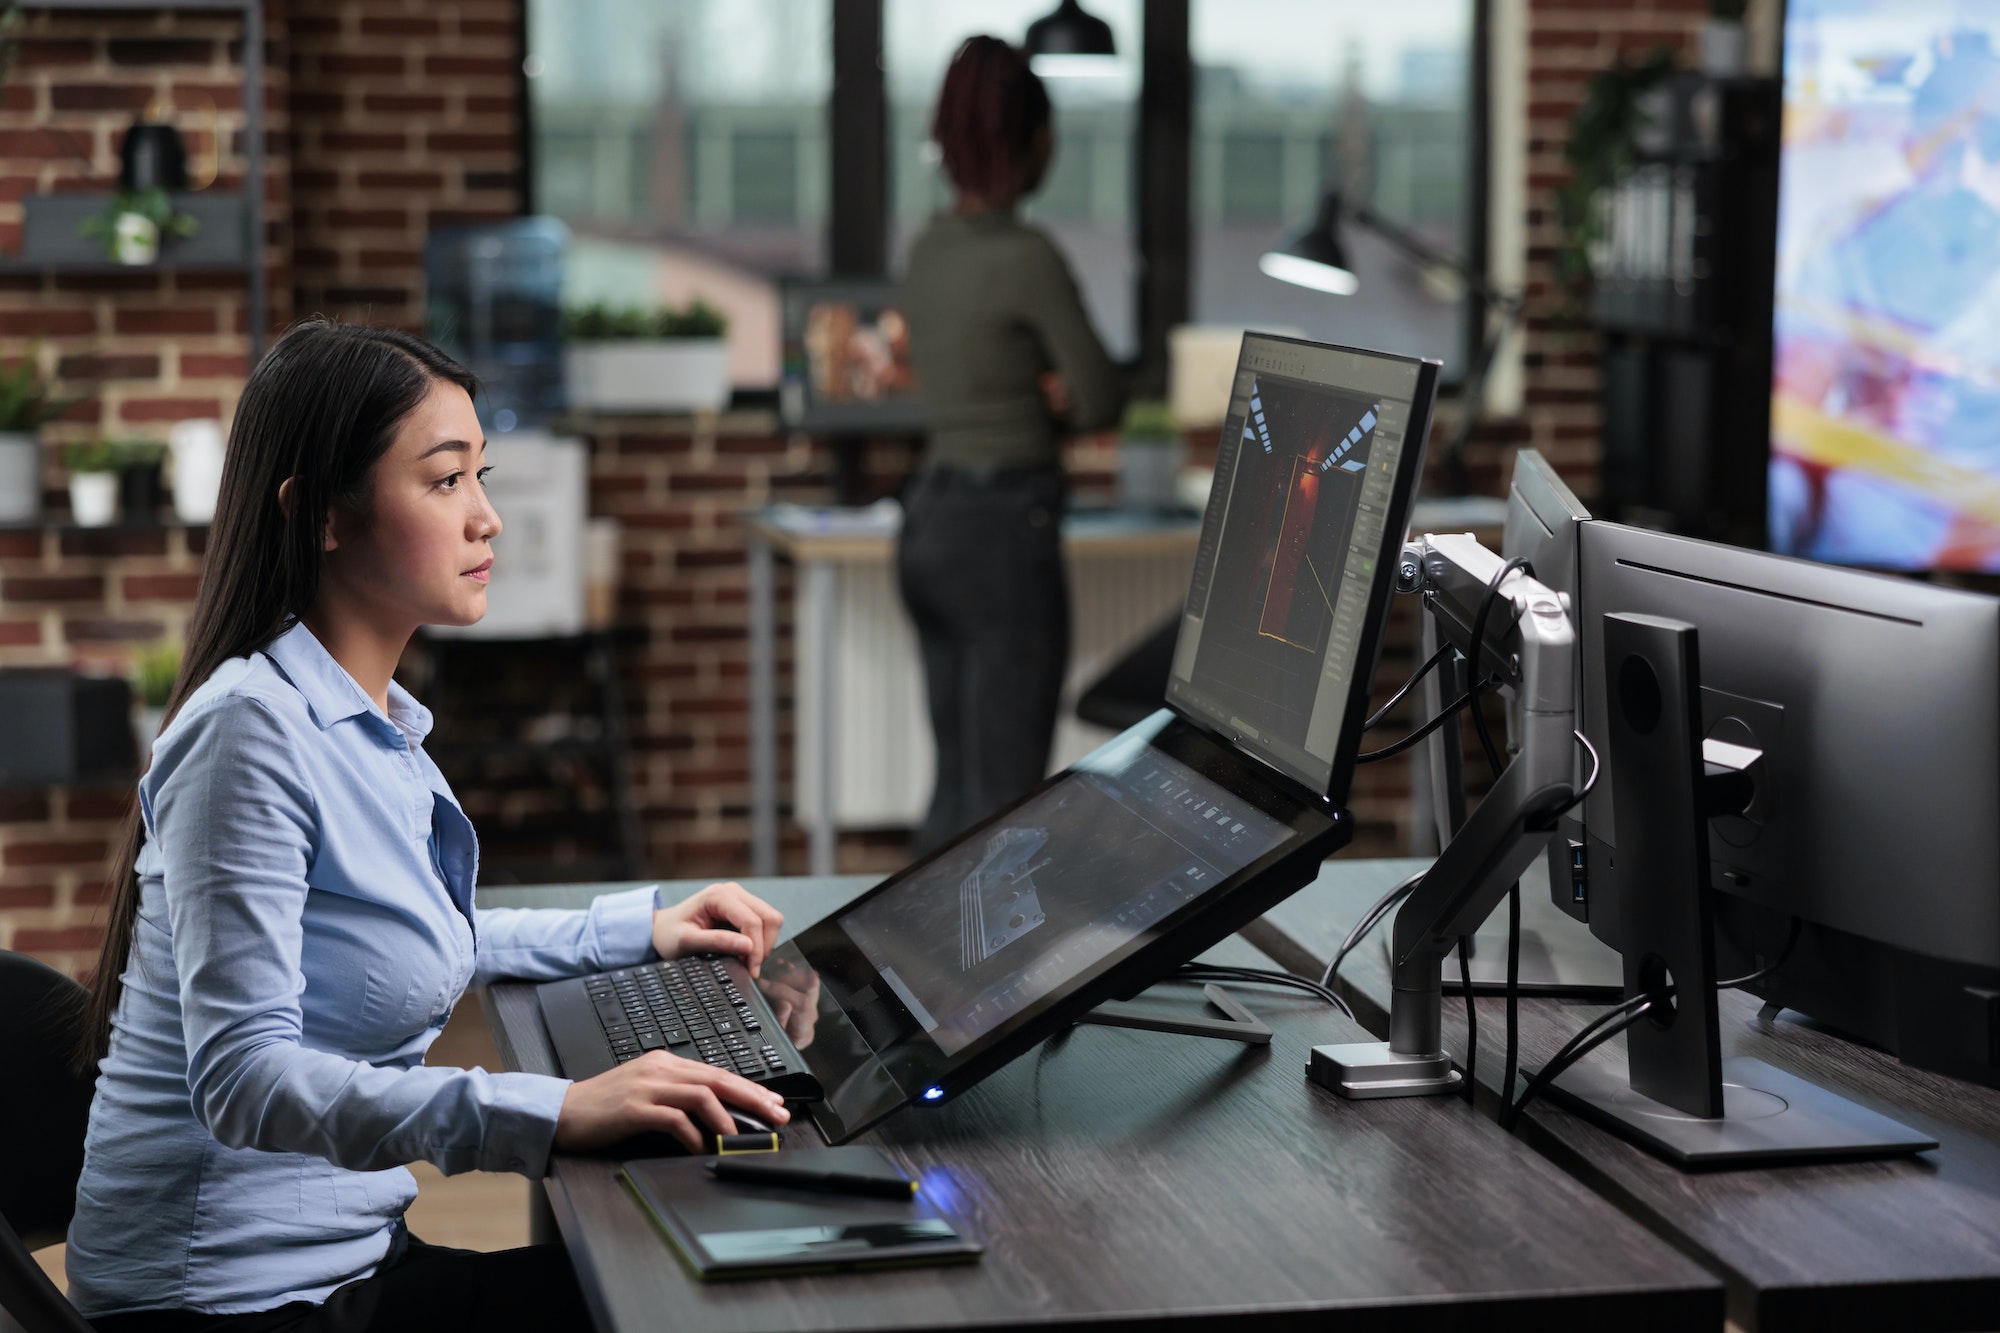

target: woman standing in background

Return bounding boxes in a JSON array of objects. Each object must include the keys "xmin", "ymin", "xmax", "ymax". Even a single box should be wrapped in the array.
[{"xmin": 898, "ymin": 35, "xmax": 1127, "ymax": 856}]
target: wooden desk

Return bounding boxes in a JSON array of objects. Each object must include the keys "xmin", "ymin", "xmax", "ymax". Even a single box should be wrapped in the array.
[
  {"xmin": 481, "ymin": 876, "xmax": 1719, "ymax": 1332},
  {"xmin": 1251, "ymin": 859, "xmax": 2000, "ymax": 1332}
]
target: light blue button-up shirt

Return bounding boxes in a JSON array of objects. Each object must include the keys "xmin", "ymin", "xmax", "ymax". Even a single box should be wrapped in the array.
[{"xmin": 66, "ymin": 622, "xmax": 660, "ymax": 1318}]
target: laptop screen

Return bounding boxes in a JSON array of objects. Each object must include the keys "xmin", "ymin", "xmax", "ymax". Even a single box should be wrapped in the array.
[
  {"xmin": 1166, "ymin": 335, "xmax": 1434, "ymax": 797},
  {"xmin": 836, "ymin": 724, "xmax": 1293, "ymax": 1056}
]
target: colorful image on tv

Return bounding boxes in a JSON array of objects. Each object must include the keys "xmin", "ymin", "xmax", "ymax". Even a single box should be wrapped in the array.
[
  {"xmin": 801, "ymin": 300, "xmax": 918, "ymax": 405},
  {"xmin": 1769, "ymin": 1, "xmax": 2000, "ymax": 569}
]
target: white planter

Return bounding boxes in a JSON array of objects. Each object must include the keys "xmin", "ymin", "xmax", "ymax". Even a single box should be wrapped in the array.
[
  {"xmin": 0, "ymin": 431, "xmax": 40, "ymax": 523},
  {"xmin": 112, "ymin": 211, "xmax": 160, "ymax": 265},
  {"xmin": 1700, "ymin": 19, "xmax": 1746, "ymax": 76},
  {"xmin": 69, "ymin": 471, "xmax": 118, "ymax": 527},
  {"xmin": 1118, "ymin": 437, "xmax": 1189, "ymax": 513},
  {"xmin": 169, "ymin": 417, "xmax": 226, "ymax": 524},
  {"xmin": 566, "ymin": 339, "xmax": 730, "ymax": 414}
]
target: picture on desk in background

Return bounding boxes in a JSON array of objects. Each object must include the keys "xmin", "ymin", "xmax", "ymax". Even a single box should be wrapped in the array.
[
  {"xmin": 1190, "ymin": 375, "xmax": 1381, "ymax": 738},
  {"xmin": 960, "ymin": 827, "xmax": 1050, "ymax": 970},
  {"xmin": 1769, "ymin": 1, "xmax": 2000, "ymax": 570},
  {"xmin": 800, "ymin": 299, "xmax": 918, "ymax": 405}
]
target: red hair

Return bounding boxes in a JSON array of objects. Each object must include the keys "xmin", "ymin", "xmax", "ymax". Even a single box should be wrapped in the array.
[{"xmin": 931, "ymin": 36, "xmax": 1052, "ymax": 201}]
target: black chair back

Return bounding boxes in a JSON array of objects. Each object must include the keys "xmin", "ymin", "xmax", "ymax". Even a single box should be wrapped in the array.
[{"xmin": 0, "ymin": 950, "xmax": 96, "ymax": 1333}]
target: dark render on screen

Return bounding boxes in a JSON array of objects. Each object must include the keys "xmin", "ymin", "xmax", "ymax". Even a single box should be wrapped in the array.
[{"xmin": 1187, "ymin": 375, "xmax": 1386, "ymax": 748}]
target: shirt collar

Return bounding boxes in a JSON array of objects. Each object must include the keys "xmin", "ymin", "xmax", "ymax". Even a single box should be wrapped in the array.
[{"xmin": 263, "ymin": 620, "xmax": 434, "ymax": 743}]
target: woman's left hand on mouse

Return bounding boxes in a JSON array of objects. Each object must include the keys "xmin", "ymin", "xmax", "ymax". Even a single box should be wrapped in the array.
[{"xmin": 652, "ymin": 881, "xmax": 786, "ymax": 977}]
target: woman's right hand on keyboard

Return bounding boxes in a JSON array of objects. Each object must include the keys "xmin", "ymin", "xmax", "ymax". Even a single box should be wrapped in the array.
[{"xmin": 553, "ymin": 1051, "xmax": 790, "ymax": 1153}]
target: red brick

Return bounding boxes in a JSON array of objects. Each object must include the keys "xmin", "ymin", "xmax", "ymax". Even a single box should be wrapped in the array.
[
  {"xmin": 52, "ymin": 84, "xmax": 155, "ymax": 112},
  {"xmin": 326, "ymin": 208, "xmax": 409, "ymax": 229},
  {"xmin": 0, "ymin": 885, "xmax": 56, "ymax": 909},
  {"xmin": 179, "ymin": 353, "xmax": 248, "ymax": 378},
  {"xmin": 0, "ymin": 532, "xmax": 39, "ymax": 558},
  {"xmin": 0, "ymin": 308, "xmax": 95, "ymax": 337},
  {"xmin": 121, "ymin": 572, "xmax": 202, "ymax": 601},
  {"xmin": 113, "ymin": 308, "xmax": 218, "ymax": 336},
  {"xmin": 3, "ymin": 839, "xmax": 109, "ymax": 869},
  {"xmin": 120, "ymin": 397, "xmax": 222, "ymax": 422},
  {"xmin": 0, "ymin": 792, "xmax": 50, "ymax": 822},
  {"xmin": 57, "ymin": 353, "xmax": 161, "ymax": 380},
  {"xmin": 363, "ymin": 93, "xmax": 448, "ymax": 114},
  {"xmin": 423, "ymin": 55, "xmax": 516, "ymax": 78},
  {"xmin": 0, "ymin": 619, "xmax": 42, "ymax": 646},
  {"xmin": 324, "ymin": 130, "xmax": 409, "ymax": 152},
  {"xmin": 66, "ymin": 792, "xmax": 133, "ymax": 820},
  {"xmin": 14, "ymin": 925, "xmax": 106, "ymax": 952},
  {"xmin": 11, "ymin": 39, "xmax": 93, "ymax": 68},
  {"xmin": 360, "ymin": 16, "xmax": 442, "ymax": 36},
  {"xmin": 59, "ymin": 529, "xmax": 166, "ymax": 558},
  {"xmin": 64, "ymin": 618, "xmax": 165, "ymax": 643},
  {"xmin": 169, "ymin": 81, "xmax": 243, "ymax": 112},
  {"xmin": 319, "ymin": 52, "xmax": 405, "ymax": 77},
  {"xmin": 356, "ymin": 170, "xmax": 444, "ymax": 191},
  {"xmin": 108, "ymin": 39, "xmax": 220, "ymax": 66},
  {"xmin": 1, "ymin": 574, "xmax": 102, "ymax": 603}
]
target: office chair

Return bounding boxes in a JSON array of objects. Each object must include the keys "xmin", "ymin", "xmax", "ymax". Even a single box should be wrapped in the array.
[
  {"xmin": 1074, "ymin": 615, "xmax": 1178, "ymax": 732},
  {"xmin": 0, "ymin": 950, "xmax": 97, "ymax": 1333}
]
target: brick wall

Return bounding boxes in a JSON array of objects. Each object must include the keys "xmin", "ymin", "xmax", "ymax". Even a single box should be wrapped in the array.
[{"xmin": 289, "ymin": 0, "xmax": 524, "ymax": 329}]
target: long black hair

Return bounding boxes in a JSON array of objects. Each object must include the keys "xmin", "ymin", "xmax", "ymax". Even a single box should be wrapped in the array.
[{"xmin": 76, "ymin": 320, "xmax": 478, "ymax": 1072}]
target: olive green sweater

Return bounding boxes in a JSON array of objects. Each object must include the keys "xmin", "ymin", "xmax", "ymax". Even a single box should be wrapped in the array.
[{"xmin": 901, "ymin": 210, "xmax": 1126, "ymax": 470}]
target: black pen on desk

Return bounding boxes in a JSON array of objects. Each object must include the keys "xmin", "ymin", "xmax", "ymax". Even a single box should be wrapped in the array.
[{"xmin": 705, "ymin": 1157, "xmax": 917, "ymax": 1200}]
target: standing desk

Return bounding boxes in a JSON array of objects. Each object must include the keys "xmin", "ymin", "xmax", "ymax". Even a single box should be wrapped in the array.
[
  {"xmin": 1246, "ymin": 859, "xmax": 2000, "ymax": 1332},
  {"xmin": 480, "ymin": 876, "xmax": 1720, "ymax": 1332}
]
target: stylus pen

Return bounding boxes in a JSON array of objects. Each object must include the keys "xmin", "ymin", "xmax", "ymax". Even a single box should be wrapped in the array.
[{"xmin": 705, "ymin": 1158, "xmax": 917, "ymax": 1200}]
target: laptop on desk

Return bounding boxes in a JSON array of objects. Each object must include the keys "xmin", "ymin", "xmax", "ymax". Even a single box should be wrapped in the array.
[{"xmin": 538, "ymin": 334, "xmax": 1441, "ymax": 1142}]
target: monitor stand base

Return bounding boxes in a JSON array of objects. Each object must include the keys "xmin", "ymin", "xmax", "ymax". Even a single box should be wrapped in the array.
[
  {"xmin": 1075, "ymin": 983, "xmax": 1272, "ymax": 1045},
  {"xmin": 1538, "ymin": 1055, "xmax": 1938, "ymax": 1167},
  {"xmin": 1307, "ymin": 1041, "xmax": 1463, "ymax": 1099}
]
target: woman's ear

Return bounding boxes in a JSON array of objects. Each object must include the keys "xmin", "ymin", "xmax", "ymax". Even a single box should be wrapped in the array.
[{"xmin": 276, "ymin": 477, "xmax": 338, "ymax": 552}]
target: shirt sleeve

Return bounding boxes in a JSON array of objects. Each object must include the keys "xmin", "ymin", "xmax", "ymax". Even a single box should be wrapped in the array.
[
  {"xmin": 154, "ymin": 696, "xmax": 571, "ymax": 1180},
  {"xmin": 471, "ymin": 886, "xmax": 662, "ymax": 987},
  {"xmin": 1016, "ymin": 229, "xmax": 1128, "ymax": 434}
]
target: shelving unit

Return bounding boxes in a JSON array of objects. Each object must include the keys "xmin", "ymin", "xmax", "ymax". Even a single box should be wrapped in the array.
[{"xmin": 12, "ymin": 0, "xmax": 268, "ymax": 356}]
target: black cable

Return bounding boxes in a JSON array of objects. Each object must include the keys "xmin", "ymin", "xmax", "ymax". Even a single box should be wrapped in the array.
[
  {"xmin": 1501, "ymin": 997, "xmax": 1653, "ymax": 1132},
  {"xmin": 1457, "ymin": 938, "xmax": 1477, "ymax": 1101},
  {"xmin": 1355, "ymin": 685, "xmax": 1492, "ymax": 764},
  {"xmin": 1364, "ymin": 641, "xmax": 1455, "ymax": 732},
  {"xmin": 1175, "ymin": 964, "xmax": 1356, "ymax": 1022},
  {"xmin": 1465, "ymin": 556, "xmax": 1534, "ymax": 781},
  {"xmin": 1320, "ymin": 869, "xmax": 1426, "ymax": 989},
  {"xmin": 1718, "ymin": 916, "xmax": 1803, "ymax": 990}
]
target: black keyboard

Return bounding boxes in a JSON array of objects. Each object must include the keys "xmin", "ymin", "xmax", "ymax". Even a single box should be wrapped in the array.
[{"xmin": 584, "ymin": 956, "xmax": 795, "ymax": 1082}]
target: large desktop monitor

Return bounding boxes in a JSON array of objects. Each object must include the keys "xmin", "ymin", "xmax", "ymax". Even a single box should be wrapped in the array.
[
  {"xmin": 1167, "ymin": 334, "xmax": 1439, "ymax": 798},
  {"xmin": 761, "ymin": 335, "xmax": 1439, "ymax": 1141},
  {"xmin": 1768, "ymin": 1, "xmax": 2000, "ymax": 570},
  {"xmin": 1577, "ymin": 521, "xmax": 2000, "ymax": 1092},
  {"xmin": 778, "ymin": 279, "xmax": 926, "ymax": 435}
]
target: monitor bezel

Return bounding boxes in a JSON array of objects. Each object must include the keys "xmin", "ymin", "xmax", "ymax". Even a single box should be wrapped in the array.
[
  {"xmin": 1163, "ymin": 332, "xmax": 1441, "ymax": 805},
  {"xmin": 778, "ymin": 277, "xmax": 927, "ymax": 435},
  {"xmin": 782, "ymin": 711, "xmax": 1350, "ymax": 1142}
]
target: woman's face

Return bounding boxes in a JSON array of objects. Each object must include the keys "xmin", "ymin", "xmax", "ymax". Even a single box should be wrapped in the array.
[{"xmin": 322, "ymin": 380, "xmax": 501, "ymax": 633}]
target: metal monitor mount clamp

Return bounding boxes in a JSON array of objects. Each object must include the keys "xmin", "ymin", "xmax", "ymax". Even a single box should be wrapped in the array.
[{"xmin": 1310, "ymin": 533, "xmax": 1577, "ymax": 1099}]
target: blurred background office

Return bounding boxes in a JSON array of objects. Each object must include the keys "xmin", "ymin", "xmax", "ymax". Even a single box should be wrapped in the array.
[{"xmin": 0, "ymin": 0, "xmax": 1789, "ymax": 981}]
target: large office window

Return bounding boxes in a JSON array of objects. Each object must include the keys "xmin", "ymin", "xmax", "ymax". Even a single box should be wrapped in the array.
[
  {"xmin": 885, "ymin": 0, "xmax": 1142, "ymax": 359},
  {"xmin": 527, "ymin": 0, "xmax": 833, "ymax": 385},
  {"xmin": 1192, "ymin": 0, "xmax": 1474, "ymax": 377}
]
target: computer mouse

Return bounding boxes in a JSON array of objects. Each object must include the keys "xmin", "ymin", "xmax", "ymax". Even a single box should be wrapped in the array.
[{"xmin": 581, "ymin": 1107, "xmax": 783, "ymax": 1159}]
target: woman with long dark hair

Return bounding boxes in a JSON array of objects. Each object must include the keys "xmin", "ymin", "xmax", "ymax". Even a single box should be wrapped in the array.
[
  {"xmin": 67, "ymin": 321, "xmax": 792, "ymax": 1330},
  {"xmin": 898, "ymin": 35, "xmax": 1127, "ymax": 855}
]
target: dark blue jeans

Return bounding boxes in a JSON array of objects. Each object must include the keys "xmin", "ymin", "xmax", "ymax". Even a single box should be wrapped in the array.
[{"xmin": 896, "ymin": 465, "xmax": 1070, "ymax": 856}]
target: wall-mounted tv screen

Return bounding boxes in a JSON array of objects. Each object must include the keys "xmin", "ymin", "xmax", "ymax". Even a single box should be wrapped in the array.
[{"xmin": 1769, "ymin": 1, "xmax": 2000, "ymax": 570}]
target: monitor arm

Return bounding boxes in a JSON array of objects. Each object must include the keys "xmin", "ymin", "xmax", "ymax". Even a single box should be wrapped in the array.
[{"xmin": 1308, "ymin": 533, "xmax": 1576, "ymax": 1099}]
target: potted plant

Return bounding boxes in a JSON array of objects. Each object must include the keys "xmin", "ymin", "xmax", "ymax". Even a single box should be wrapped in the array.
[
  {"xmin": 564, "ymin": 300, "xmax": 731, "ymax": 414},
  {"xmin": 132, "ymin": 638, "xmax": 181, "ymax": 757},
  {"xmin": 1116, "ymin": 399, "xmax": 1187, "ymax": 513},
  {"xmin": 78, "ymin": 186, "xmax": 198, "ymax": 266},
  {"xmin": 117, "ymin": 439, "xmax": 167, "ymax": 524},
  {"xmin": 64, "ymin": 440, "xmax": 124, "ymax": 527},
  {"xmin": 0, "ymin": 347, "xmax": 76, "ymax": 523}
]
